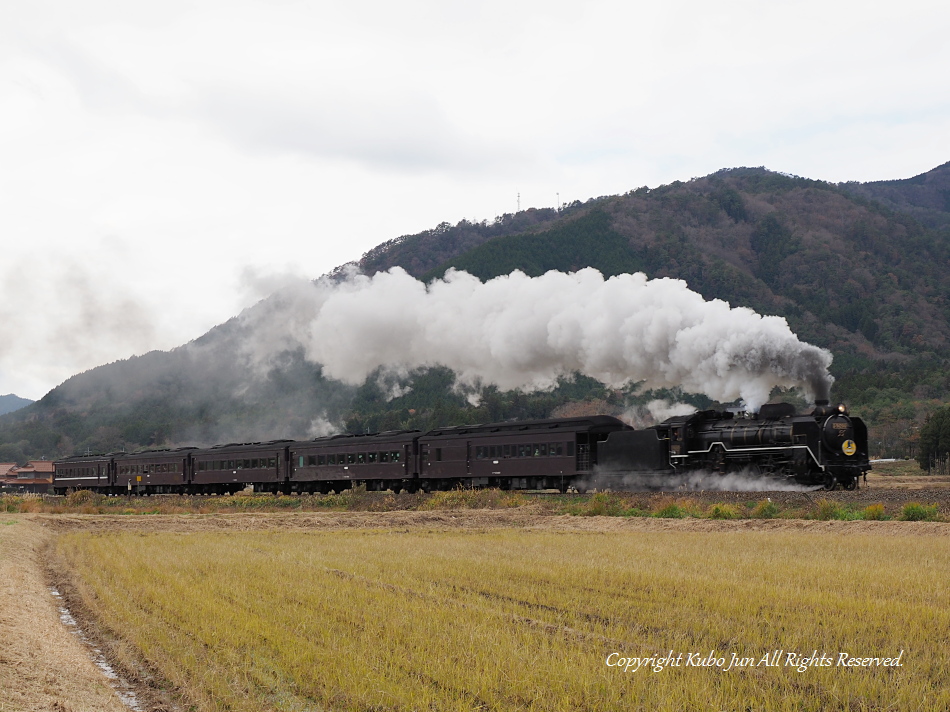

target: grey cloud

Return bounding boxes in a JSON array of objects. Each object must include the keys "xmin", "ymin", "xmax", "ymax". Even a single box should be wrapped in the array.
[{"xmin": 194, "ymin": 86, "xmax": 534, "ymax": 174}]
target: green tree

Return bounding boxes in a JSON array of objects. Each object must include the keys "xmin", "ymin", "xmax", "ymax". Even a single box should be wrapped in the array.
[{"xmin": 917, "ymin": 406, "xmax": 950, "ymax": 470}]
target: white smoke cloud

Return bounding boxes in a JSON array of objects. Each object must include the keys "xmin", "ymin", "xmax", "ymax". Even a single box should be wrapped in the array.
[
  {"xmin": 240, "ymin": 267, "xmax": 834, "ymax": 411},
  {"xmin": 621, "ymin": 399, "xmax": 698, "ymax": 428},
  {"xmin": 308, "ymin": 415, "xmax": 340, "ymax": 438}
]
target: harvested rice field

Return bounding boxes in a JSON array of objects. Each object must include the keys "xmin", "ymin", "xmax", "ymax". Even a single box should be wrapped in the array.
[{"xmin": 39, "ymin": 514, "xmax": 950, "ymax": 712}]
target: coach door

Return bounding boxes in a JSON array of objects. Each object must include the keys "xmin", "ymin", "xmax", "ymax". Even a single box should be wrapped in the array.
[{"xmin": 576, "ymin": 433, "xmax": 591, "ymax": 472}]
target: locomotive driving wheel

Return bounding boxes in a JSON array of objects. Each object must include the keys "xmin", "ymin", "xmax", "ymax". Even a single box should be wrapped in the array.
[
  {"xmin": 842, "ymin": 478, "xmax": 857, "ymax": 491},
  {"xmin": 823, "ymin": 474, "xmax": 838, "ymax": 491}
]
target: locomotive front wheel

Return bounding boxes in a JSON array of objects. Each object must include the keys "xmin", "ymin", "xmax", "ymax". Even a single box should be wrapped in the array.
[
  {"xmin": 823, "ymin": 475, "xmax": 838, "ymax": 491},
  {"xmin": 843, "ymin": 479, "xmax": 857, "ymax": 491}
]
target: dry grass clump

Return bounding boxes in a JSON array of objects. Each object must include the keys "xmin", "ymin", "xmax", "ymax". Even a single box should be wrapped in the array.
[
  {"xmin": 651, "ymin": 497, "xmax": 703, "ymax": 518},
  {"xmin": 750, "ymin": 500, "xmax": 781, "ymax": 519},
  {"xmin": 706, "ymin": 503, "xmax": 740, "ymax": 519},
  {"xmin": 559, "ymin": 492, "xmax": 650, "ymax": 517},
  {"xmin": 58, "ymin": 528, "xmax": 950, "ymax": 712},
  {"xmin": 900, "ymin": 502, "xmax": 940, "ymax": 521},
  {"xmin": 418, "ymin": 487, "xmax": 528, "ymax": 510}
]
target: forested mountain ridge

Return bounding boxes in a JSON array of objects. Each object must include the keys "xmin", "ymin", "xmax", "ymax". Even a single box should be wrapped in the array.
[
  {"xmin": 3, "ymin": 164, "xmax": 949, "ymax": 462},
  {"xmin": 839, "ymin": 161, "xmax": 950, "ymax": 229},
  {"xmin": 0, "ymin": 394, "xmax": 32, "ymax": 417}
]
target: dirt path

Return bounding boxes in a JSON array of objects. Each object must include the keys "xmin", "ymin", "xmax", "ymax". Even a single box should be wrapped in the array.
[{"xmin": 0, "ymin": 516, "xmax": 129, "ymax": 712}]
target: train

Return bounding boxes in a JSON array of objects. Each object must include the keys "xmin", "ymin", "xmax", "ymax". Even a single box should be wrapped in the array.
[{"xmin": 53, "ymin": 400, "xmax": 870, "ymax": 495}]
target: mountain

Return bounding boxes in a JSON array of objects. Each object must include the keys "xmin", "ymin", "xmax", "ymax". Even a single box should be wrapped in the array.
[
  {"xmin": 0, "ymin": 394, "xmax": 32, "ymax": 416},
  {"xmin": 839, "ymin": 161, "xmax": 950, "ymax": 229},
  {"xmin": 3, "ymin": 163, "xmax": 950, "ymax": 461}
]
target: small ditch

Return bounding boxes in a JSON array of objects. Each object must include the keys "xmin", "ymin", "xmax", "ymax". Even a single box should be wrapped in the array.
[{"xmin": 49, "ymin": 586, "xmax": 145, "ymax": 712}]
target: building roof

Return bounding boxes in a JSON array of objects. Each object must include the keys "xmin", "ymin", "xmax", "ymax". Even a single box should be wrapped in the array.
[{"xmin": 28, "ymin": 460, "xmax": 55, "ymax": 473}]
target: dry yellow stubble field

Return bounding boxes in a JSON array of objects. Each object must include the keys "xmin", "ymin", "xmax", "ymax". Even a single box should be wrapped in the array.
[{"xmin": 55, "ymin": 526, "xmax": 949, "ymax": 712}]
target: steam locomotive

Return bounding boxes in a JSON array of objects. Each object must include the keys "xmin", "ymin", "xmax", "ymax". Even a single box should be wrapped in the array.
[
  {"xmin": 597, "ymin": 400, "xmax": 869, "ymax": 490},
  {"xmin": 53, "ymin": 400, "xmax": 870, "ymax": 495}
]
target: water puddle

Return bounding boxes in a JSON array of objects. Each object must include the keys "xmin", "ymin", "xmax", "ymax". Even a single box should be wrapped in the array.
[{"xmin": 49, "ymin": 587, "xmax": 145, "ymax": 711}]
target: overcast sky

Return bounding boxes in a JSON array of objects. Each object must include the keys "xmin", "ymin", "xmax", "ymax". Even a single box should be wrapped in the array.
[{"xmin": 1, "ymin": 0, "xmax": 948, "ymax": 399}]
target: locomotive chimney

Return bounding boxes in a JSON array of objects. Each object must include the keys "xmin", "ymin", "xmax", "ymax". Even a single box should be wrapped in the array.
[{"xmin": 815, "ymin": 399, "xmax": 829, "ymax": 406}]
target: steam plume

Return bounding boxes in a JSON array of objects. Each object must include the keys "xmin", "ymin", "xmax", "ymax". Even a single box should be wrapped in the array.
[{"xmin": 242, "ymin": 267, "xmax": 833, "ymax": 410}]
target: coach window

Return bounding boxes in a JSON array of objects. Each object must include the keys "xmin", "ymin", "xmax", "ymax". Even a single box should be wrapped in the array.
[
  {"xmin": 318, "ymin": 455, "xmax": 326, "ymax": 466},
  {"xmin": 392, "ymin": 451, "xmax": 401, "ymax": 462},
  {"xmin": 347, "ymin": 453, "xmax": 356, "ymax": 465},
  {"xmin": 306, "ymin": 455, "xmax": 315, "ymax": 466},
  {"xmin": 556, "ymin": 443, "xmax": 564, "ymax": 456},
  {"xmin": 435, "ymin": 448, "xmax": 442, "ymax": 462},
  {"xmin": 379, "ymin": 452, "xmax": 389, "ymax": 463},
  {"xmin": 327, "ymin": 454, "xmax": 336, "ymax": 465},
  {"xmin": 356, "ymin": 453, "xmax": 364, "ymax": 464},
  {"xmin": 298, "ymin": 455, "xmax": 305, "ymax": 468},
  {"xmin": 540, "ymin": 444, "xmax": 548, "ymax": 456}
]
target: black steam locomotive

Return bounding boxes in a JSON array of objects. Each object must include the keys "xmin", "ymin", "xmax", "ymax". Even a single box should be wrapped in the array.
[
  {"xmin": 597, "ymin": 400, "xmax": 869, "ymax": 490},
  {"xmin": 53, "ymin": 401, "xmax": 869, "ymax": 495}
]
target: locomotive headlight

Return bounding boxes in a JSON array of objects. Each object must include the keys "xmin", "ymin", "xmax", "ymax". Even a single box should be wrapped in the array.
[{"xmin": 837, "ymin": 404, "xmax": 848, "ymax": 415}]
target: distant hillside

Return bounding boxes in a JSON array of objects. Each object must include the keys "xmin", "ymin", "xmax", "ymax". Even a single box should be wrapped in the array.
[
  {"xmin": 0, "ymin": 394, "xmax": 32, "ymax": 416},
  {"xmin": 4, "ymin": 162, "xmax": 950, "ymax": 461},
  {"xmin": 840, "ymin": 161, "xmax": 950, "ymax": 229}
]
